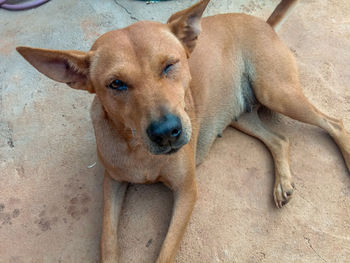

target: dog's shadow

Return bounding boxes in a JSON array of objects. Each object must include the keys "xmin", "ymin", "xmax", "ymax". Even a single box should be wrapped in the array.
[{"xmin": 118, "ymin": 182, "xmax": 173, "ymax": 262}]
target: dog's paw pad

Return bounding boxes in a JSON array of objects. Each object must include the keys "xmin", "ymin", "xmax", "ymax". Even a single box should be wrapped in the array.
[{"xmin": 273, "ymin": 180, "xmax": 294, "ymax": 208}]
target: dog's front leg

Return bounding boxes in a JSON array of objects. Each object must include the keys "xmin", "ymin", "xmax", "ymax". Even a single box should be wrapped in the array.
[
  {"xmin": 157, "ymin": 171, "xmax": 197, "ymax": 263},
  {"xmin": 100, "ymin": 171, "xmax": 128, "ymax": 263}
]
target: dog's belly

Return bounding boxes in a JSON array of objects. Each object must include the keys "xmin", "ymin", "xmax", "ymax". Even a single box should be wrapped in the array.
[
  {"xmin": 195, "ymin": 92, "xmax": 242, "ymax": 165},
  {"xmin": 194, "ymin": 71, "xmax": 255, "ymax": 165},
  {"xmin": 188, "ymin": 13, "xmax": 260, "ymax": 165}
]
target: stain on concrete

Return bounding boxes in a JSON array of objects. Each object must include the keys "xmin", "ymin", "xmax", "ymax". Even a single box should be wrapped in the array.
[
  {"xmin": 67, "ymin": 205, "xmax": 89, "ymax": 220},
  {"xmin": 35, "ymin": 209, "xmax": 59, "ymax": 232},
  {"xmin": 0, "ymin": 121, "xmax": 14, "ymax": 148},
  {"xmin": 7, "ymin": 137, "xmax": 14, "ymax": 148},
  {"xmin": 146, "ymin": 238, "xmax": 153, "ymax": 248},
  {"xmin": 65, "ymin": 192, "xmax": 91, "ymax": 220},
  {"xmin": 36, "ymin": 218, "xmax": 51, "ymax": 232},
  {"xmin": 80, "ymin": 18, "xmax": 100, "ymax": 41},
  {"xmin": 81, "ymin": 194, "xmax": 91, "ymax": 205},
  {"xmin": 0, "ymin": 203, "xmax": 21, "ymax": 226},
  {"xmin": 64, "ymin": 176, "xmax": 87, "ymax": 192},
  {"xmin": 240, "ymin": 0, "xmax": 265, "ymax": 13},
  {"xmin": 12, "ymin": 209, "xmax": 20, "ymax": 218},
  {"xmin": 290, "ymin": 47, "xmax": 299, "ymax": 57},
  {"xmin": 0, "ymin": 212, "xmax": 12, "ymax": 225},
  {"xmin": 39, "ymin": 209, "xmax": 46, "ymax": 218},
  {"xmin": 69, "ymin": 197, "xmax": 78, "ymax": 205},
  {"xmin": 15, "ymin": 166, "xmax": 25, "ymax": 178},
  {"xmin": 0, "ymin": 31, "xmax": 16, "ymax": 56}
]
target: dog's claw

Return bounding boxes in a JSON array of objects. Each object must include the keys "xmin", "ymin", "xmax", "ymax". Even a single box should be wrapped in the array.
[{"xmin": 273, "ymin": 179, "xmax": 294, "ymax": 208}]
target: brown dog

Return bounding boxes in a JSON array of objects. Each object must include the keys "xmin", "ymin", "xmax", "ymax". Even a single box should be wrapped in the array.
[{"xmin": 16, "ymin": 0, "xmax": 350, "ymax": 262}]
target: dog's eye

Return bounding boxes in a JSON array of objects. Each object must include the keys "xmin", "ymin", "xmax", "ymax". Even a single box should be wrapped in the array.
[
  {"xmin": 108, "ymin": 79, "xmax": 128, "ymax": 91},
  {"xmin": 163, "ymin": 64, "xmax": 174, "ymax": 76}
]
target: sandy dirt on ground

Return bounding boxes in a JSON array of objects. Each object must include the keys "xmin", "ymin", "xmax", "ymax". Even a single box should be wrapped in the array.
[{"xmin": 0, "ymin": 0, "xmax": 350, "ymax": 262}]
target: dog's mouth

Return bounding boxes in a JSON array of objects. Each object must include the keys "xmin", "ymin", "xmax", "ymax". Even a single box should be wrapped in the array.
[
  {"xmin": 147, "ymin": 139, "xmax": 187, "ymax": 156},
  {"xmin": 152, "ymin": 143, "xmax": 183, "ymax": 155},
  {"xmin": 165, "ymin": 146, "xmax": 181, "ymax": 155}
]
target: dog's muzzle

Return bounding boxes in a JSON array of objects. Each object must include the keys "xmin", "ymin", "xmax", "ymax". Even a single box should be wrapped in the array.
[{"xmin": 146, "ymin": 114, "xmax": 184, "ymax": 154}]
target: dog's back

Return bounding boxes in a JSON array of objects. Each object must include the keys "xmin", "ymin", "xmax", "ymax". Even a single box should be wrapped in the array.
[{"xmin": 188, "ymin": 1, "xmax": 298, "ymax": 163}]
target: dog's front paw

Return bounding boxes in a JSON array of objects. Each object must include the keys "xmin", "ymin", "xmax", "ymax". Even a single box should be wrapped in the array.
[{"xmin": 273, "ymin": 178, "xmax": 295, "ymax": 208}]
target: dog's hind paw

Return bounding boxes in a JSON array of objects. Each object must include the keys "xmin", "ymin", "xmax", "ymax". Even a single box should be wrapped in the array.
[{"xmin": 273, "ymin": 179, "xmax": 295, "ymax": 208}]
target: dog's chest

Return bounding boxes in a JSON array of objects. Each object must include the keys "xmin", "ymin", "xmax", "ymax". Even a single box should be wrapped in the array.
[
  {"xmin": 95, "ymin": 133, "xmax": 163, "ymax": 184},
  {"xmin": 102, "ymin": 149, "xmax": 162, "ymax": 184},
  {"xmin": 91, "ymin": 98, "xmax": 163, "ymax": 184}
]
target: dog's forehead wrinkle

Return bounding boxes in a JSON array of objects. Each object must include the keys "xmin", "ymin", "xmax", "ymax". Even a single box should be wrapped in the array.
[
  {"xmin": 90, "ymin": 35, "xmax": 142, "ymax": 84},
  {"xmin": 124, "ymin": 22, "xmax": 184, "ymax": 57},
  {"xmin": 93, "ymin": 30, "xmax": 142, "ymax": 67}
]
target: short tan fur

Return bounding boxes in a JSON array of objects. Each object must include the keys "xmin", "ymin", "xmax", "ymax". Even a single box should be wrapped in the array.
[{"xmin": 17, "ymin": 0, "xmax": 350, "ymax": 262}]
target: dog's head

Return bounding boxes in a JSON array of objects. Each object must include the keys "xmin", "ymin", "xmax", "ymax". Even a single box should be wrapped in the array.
[{"xmin": 16, "ymin": 0, "xmax": 210, "ymax": 155}]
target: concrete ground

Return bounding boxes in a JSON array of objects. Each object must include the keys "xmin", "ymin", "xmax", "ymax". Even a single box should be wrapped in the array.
[{"xmin": 1, "ymin": 0, "xmax": 350, "ymax": 262}]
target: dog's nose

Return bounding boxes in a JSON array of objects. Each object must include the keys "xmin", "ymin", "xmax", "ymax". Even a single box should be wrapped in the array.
[{"xmin": 146, "ymin": 114, "xmax": 182, "ymax": 146}]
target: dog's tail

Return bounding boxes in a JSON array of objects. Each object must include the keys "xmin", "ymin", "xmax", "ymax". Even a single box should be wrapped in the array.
[{"xmin": 267, "ymin": 0, "xmax": 299, "ymax": 31}]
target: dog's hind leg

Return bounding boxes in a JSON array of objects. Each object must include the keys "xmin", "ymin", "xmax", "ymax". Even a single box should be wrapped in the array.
[
  {"xmin": 249, "ymin": 37, "xmax": 350, "ymax": 173},
  {"xmin": 232, "ymin": 108, "xmax": 294, "ymax": 208},
  {"xmin": 100, "ymin": 172, "xmax": 128, "ymax": 263},
  {"xmin": 256, "ymin": 81, "xmax": 350, "ymax": 174}
]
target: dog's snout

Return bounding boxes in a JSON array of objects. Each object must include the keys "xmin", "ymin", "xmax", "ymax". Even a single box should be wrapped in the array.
[{"xmin": 147, "ymin": 114, "xmax": 182, "ymax": 146}]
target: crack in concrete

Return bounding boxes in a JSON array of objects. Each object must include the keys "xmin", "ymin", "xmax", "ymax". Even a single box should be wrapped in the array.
[
  {"xmin": 298, "ymin": 193, "xmax": 319, "ymax": 210},
  {"xmin": 0, "ymin": 121, "xmax": 14, "ymax": 148},
  {"xmin": 304, "ymin": 236, "xmax": 328, "ymax": 263},
  {"xmin": 114, "ymin": 0, "xmax": 139, "ymax": 21}
]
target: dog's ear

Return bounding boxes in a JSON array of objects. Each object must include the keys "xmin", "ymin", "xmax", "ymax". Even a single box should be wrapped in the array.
[
  {"xmin": 16, "ymin": 46, "xmax": 94, "ymax": 93},
  {"xmin": 167, "ymin": 0, "xmax": 210, "ymax": 55}
]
